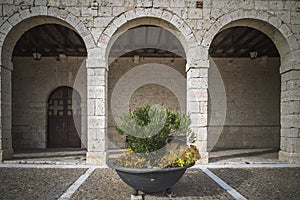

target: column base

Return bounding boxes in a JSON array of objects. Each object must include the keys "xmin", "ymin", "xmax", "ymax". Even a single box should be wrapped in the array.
[
  {"xmin": 279, "ymin": 151, "xmax": 300, "ymax": 163},
  {"xmin": 0, "ymin": 148, "xmax": 14, "ymax": 162},
  {"xmin": 197, "ymin": 151, "xmax": 208, "ymax": 164},
  {"xmin": 86, "ymin": 151, "xmax": 107, "ymax": 165}
]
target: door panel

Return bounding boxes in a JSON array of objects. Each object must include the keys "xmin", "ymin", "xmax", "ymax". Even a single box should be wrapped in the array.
[
  {"xmin": 67, "ymin": 117, "xmax": 81, "ymax": 147},
  {"xmin": 47, "ymin": 87, "xmax": 81, "ymax": 148}
]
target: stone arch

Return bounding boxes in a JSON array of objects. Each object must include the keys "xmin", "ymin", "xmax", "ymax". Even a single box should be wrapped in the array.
[
  {"xmin": 97, "ymin": 8, "xmax": 197, "ymax": 65},
  {"xmin": 203, "ymin": 9, "xmax": 296, "ymax": 71},
  {"xmin": 205, "ymin": 10, "xmax": 299, "ymax": 162},
  {"xmin": 0, "ymin": 6, "xmax": 95, "ymax": 68}
]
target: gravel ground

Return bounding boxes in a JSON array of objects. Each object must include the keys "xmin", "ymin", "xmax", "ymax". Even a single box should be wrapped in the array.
[
  {"xmin": 71, "ymin": 168, "xmax": 234, "ymax": 200},
  {"xmin": 210, "ymin": 168, "xmax": 300, "ymax": 200},
  {"xmin": 0, "ymin": 168, "xmax": 86, "ymax": 200}
]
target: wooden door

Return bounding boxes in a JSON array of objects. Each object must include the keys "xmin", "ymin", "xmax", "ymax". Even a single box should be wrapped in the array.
[{"xmin": 47, "ymin": 87, "xmax": 81, "ymax": 148}]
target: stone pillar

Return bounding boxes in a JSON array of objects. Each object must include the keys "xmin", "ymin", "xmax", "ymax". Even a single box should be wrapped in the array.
[
  {"xmin": 80, "ymin": 101, "xmax": 87, "ymax": 149},
  {"xmin": 186, "ymin": 61, "xmax": 209, "ymax": 164},
  {"xmin": 279, "ymin": 69, "xmax": 300, "ymax": 162},
  {"xmin": 0, "ymin": 65, "xmax": 14, "ymax": 161},
  {"xmin": 86, "ymin": 57, "xmax": 108, "ymax": 165}
]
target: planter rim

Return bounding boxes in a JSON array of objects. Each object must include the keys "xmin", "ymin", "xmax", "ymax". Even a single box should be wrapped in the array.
[{"xmin": 107, "ymin": 158, "xmax": 194, "ymax": 173}]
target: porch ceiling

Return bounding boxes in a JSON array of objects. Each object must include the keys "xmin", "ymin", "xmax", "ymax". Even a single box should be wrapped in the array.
[{"xmin": 12, "ymin": 24, "xmax": 279, "ymax": 58}]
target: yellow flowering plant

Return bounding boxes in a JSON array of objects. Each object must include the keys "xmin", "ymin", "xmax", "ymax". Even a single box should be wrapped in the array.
[{"xmin": 114, "ymin": 105, "xmax": 200, "ymax": 168}]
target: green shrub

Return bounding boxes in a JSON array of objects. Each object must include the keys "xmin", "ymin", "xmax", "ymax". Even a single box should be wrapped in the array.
[
  {"xmin": 115, "ymin": 104, "xmax": 195, "ymax": 153},
  {"xmin": 114, "ymin": 104, "xmax": 200, "ymax": 168}
]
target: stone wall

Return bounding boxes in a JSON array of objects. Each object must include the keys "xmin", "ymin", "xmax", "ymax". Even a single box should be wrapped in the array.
[
  {"xmin": 107, "ymin": 57, "xmax": 186, "ymax": 149},
  {"xmin": 0, "ymin": 0, "xmax": 299, "ymax": 163},
  {"xmin": 208, "ymin": 57, "xmax": 281, "ymax": 150},
  {"xmin": 12, "ymin": 57, "xmax": 87, "ymax": 149}
]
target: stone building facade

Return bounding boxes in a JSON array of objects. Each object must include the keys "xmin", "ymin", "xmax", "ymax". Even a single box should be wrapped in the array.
[{"xmin": 0, "ymin": 0, "xmax": 299, "ymax": 164}]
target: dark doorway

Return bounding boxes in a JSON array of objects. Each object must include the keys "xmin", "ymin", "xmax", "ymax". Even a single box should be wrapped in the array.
[{"xmin": 47, "ymin": 87, "xmax": 81, "ymax": 148}]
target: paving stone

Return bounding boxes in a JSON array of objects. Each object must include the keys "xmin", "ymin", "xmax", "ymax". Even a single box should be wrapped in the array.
[
  {"xmin": 210, "ymin": 168, "xmax": 300, "ymax": 200},
  {"xmin": 0, "ymin": 168, "xmax": 87, "ymax": 200},
  {"xmin": 71, "ymin": 168, "xmax": 234, "ymax": 200}
]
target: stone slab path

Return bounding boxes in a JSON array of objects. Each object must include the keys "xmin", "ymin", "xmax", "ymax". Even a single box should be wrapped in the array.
[{"xmin": 0, "ymin": 164, "xmax": 299, "ymax": 200}]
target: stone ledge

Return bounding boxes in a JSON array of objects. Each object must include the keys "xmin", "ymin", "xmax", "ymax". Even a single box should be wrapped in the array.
[
  {"xmin": 86, "ymin": 151, "xmax": 107, "ymax": 165},
  {"xmin": 279, "ymin": 151, "xmax": 300, "ymax": 163}
]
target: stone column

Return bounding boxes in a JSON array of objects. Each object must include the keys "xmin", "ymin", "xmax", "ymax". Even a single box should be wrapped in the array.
[
  {"xmin": 0, "ymin": 65, "xmax": 14, "ymax": 161},
  {"xmin": 86, "ymin": 57, "xmax": 108, "ymax": 165},
  {"xmin": 186, "ymin": 60, "xmax": 209, "ymax": 164},
  {"xmin": 279, "ymin": 69, "xmax": 300, "ymax": 162}
]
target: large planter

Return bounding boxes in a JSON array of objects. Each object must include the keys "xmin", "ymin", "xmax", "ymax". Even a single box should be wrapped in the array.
[{"xmin": 107, "ymin": 158, "xmax": 193, "ymax": 195}]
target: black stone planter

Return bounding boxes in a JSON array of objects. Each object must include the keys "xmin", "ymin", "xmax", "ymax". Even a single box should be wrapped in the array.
[{"xmin": 107, "ymin": 158, "xmax": 193, "ymax": 196}]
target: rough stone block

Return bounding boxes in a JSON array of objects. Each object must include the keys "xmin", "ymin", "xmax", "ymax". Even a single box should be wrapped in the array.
[
  {"xmin": 187, "ymin": 8, "xmax": 203, "ymax": 19},
  {"xmin": 2, "ymin": 4, "xmax": 19, "ymax": 17},
  {"xmin": 47, "ymin": 0, "xmax": 60, "ymax": 7},
  {"xmin": 275, "ymin": 11, "xmax": 290, "ymax": 24},
  {"xmin": 94, "ymin": 16, "xmax": 113, "ymax": 28},
  {"xmin": 269, "ymin": 0, "xmax": 284, "ymax": 10},
  {"xmin": 291, "ymin": 11, "xmax": 300, "ymax": 25},
  {"xmin": 170, "ymin": 0, "xmax": 185, "ymax": 8},
  {"xmin": 75, "ymin": 23, "xmax": 90, "ymax": 37},
  {"xmin": 153, "ymin": 0, "xmax": 170, "ymax": 8},
  {"xmin": 65, "ymin": 6, "xmax": 80, "ymax": 17},
  {"xmin": 87, "ymin": 99, "xmax": 95, "ymax": 115},
  {"xmin": 48, "ymin": 7, "xmax": 68, "ymax": 19},
  {"xmin": 35, "ymin": 0, "xmax": 47, "ymax": 6},
  {"xmin": 81, "ymin": 7, "xmax": 97, "ymax": 17},
  {"xmin": 187, "ymin": 101, "xmax": 200, "ymax": 113},
  {"xmin": 190, "ymin": 113, "xmax": 207, "ymax": 127},
  {"xmin": 255, "ymin": 0, "xmax": 269, "ymax": 10},
  {"xmin": 239, "ymin": 0, "xmax": 255, "ymax": 9},
  {"xmin": 7, "ymin": 13, "xmax": 21, "ymax": 26},
  {"xmin": 86, "ymin": 151, "xmax": 107, "ymax": 165},
  {"xmin": 161, "ymin": 10, "xmax": 173, "ymax": 21},
  {"xmin": 113, "ymin": 14, "xmax": 127, "ymax": 28},
  {"xmin": 187, "ymin": 77, "xmax": 208, "ymax": 89},
  {"xmin": 187, "ymin": 68, "xmax": 208, "ymax": 78},
  {"xmin": 88, "ymin": 116, "xmax": 106, "ymax": 128},
  {"xmin": 0, "ymin": 21, "xmax": 12, "ymax": 35},
  {"xmin": 95, "ymin": 99, "xmax": 106, "ymax": 116},
  {"xmin": 60, "ymin": 0, "xmax": 78, "ymax": 7},
  {"xmin": 88, "ymin": 85, "xmax": 105, "ymax": 99},
  {"xmin": 124, "ymin": 10, "xmax": 136, "ymax": 21},
  {"xmin": 112, "ymin": 7, "xmax": 127, "ymax": 16},
  {"xmin": 66, "ymin": 13, "xmax": 80, "ymax": 27},
  {"xmin": 151, "ymin": 8, "xmax": 163, "ymax": 18},
  {"xmin": 279, "ymin": 24, "xmax": 292, "ymax": 37},
  {"xmin": 136, "ymin": 0, "xmax": 152, "ymax": 7},
  {"xmin": 269, "ymin": 16, "xmax": 282, "ymax": 29},
  {"xmin": 187, "ymin": 88, "xmax": 208, "ymax": 102},
  {"xmin": 98, "ymin": 33, "xmax": 110, "ymax": 49},
  {"xmin": 84, "ymin": 33, "xmax": 97, "ymax": 49}
]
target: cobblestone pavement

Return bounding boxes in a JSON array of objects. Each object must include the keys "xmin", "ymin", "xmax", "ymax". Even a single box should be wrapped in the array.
[
  {"xmin": 0, "ymin": 165, "xmax": 300, "ymax": 200},
  {"xmin": 71, "ymin": 169, "xmax": 234, "ymax": 200},
  {"xmin": 211, "ymin": 168, "xmax": 300, "ymax": 200},
  {"xmin": 0, "ymin": 167, "xmax": 87, "ymax": 200}
]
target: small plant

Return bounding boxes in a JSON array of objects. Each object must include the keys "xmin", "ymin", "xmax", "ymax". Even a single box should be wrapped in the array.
[{"xmin": 114, "ymin": 104, "xmax": 200, "ymax": 168}]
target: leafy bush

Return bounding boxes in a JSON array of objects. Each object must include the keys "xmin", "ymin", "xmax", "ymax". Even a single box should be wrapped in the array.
[
  {"xmin": 114, "ymin": 104, "xmax": 200, "ymax": 168},
  {"xmin": 115, "ymin": 104, "xmax": 194, "ymax": 153}
]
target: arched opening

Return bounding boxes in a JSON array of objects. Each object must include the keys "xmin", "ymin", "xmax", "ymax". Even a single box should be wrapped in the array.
[
  {"xmin": 208, "ymin": 26, "xmax": 281, "ymax": 163},
  {"xmin": 47, "ymin": 86, "xmax": 81, "ymax": 148},
  {"xmin": 107, "ymin": 25, "xmax": 187, "ymax": 151},
  {"xmin": 5, "ymin": 19, "xmax": 88, "ymax": 163}
]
